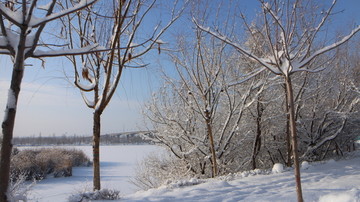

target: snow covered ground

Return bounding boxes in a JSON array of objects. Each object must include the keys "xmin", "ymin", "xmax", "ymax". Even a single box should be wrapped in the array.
[
  {"xmin": 21, "ymin": 145, "xmax": 162, "ymax": 201},
  {"xmin": 21, "ymin": 145, "xmax": 360, "ymax": 202},
  {"xmin": 124, "ymin": 153, "xmax": 360, "ymax": 202}
]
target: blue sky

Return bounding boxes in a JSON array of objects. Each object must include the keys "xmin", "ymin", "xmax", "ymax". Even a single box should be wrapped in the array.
[
  {"xmin": 0, "ymin": 55, "xmax": 152, "ymax": 136},
  {"xmin": 0, "ymin": 0, "xmax": 359, "ymax": 137}
]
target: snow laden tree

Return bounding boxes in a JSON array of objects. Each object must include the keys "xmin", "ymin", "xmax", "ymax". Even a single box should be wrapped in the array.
[
  {"xmin": 194, "ymin": 0, "xmax": 360, "ymax": 201},
  {"xmin": 296, "ymin": 46, "xmax": 360, "ymax": 160},
  {"xmin": 59, "ymin": 0, "xmax": 186, "ymax": 190},
  {"xmin": 238, "ymin": 30, "xmax": 360, "ymax": 167},
  {"xmin": 0, "ymin": 0, "xmax": 99, "ymax": 201},
  {"xmin": 144, "ymin": 30, "xmax": 268, "ymax": 178}
]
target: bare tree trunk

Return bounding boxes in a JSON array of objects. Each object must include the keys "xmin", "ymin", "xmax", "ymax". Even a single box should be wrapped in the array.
[
  {"xmin": 284, "ymin": 84, "xmax": 292, "ymax": 167},
  {"xmin": 93, "ymin": 110, "xmax": 101, "ymax": 190},
  {"xmin": 0, "ymin": 29, "xmax": 26, "ymax": 202},
  {"xmin": 0, "ymin": 96, "xmax": 18, "ymax": 202},
  {"xmin": 286, "ymin": 123, "xmax": 292, "ymax": 167},
  {"xmin": 251, "ymin": 98, "xmax": 263, "ymax": 170},
  {"xmin": 204, "ymin": 110, "xmax": 217, "ymax": 177},
  {"xmin": 284, "ymin": 75, "xmax": 304, "ymax": 202}
]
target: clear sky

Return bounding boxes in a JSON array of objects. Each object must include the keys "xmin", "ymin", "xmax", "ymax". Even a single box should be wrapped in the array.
[
  {"xmin": 0, "ymin": 55, "xmax": 155, "ymax": 136},
  {"xmin": 0, "ymin": 0, "xmax": 359, "ymax": 137}
]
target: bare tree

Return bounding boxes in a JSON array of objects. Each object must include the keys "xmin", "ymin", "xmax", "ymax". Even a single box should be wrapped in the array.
[
  {"xmin": 296, "ymin": 46, "xmax": 360, "ymax": 160},
  {"xmin": 60, "ymin": 0, "xmax": 186, "ymax": 190},
  {"xmin": 145, "ymin": 29, "xmax": 269, "ymax": 178},
  {"xmin": 0, "ymin": 0, "xmax": 100, "ymax": 200},
  {"xmin": 194, "ymin": 0, "xmax": 360, "ymax": 201}
]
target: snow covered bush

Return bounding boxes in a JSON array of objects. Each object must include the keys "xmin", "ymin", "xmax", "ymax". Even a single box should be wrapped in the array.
[
  {"xmin": 68, "ymin": 188, "xmax": 120, "ymax": 201},
  {"xmin": 7, "ymin": 174, "xmax": 35, "ymax": 202},
  {"xmin": 294, "ymin": 54, "xmax": 360, "ymax": 161},
  {"xmin": 10, "ymin": 148, "xmax": 91, "ymax": 181},
  {"xmin": 131, "ymin": 153, "xmax": 194, "ymax": 190},
  {"xmin": 59, "ymin": 149, "xmax": 92, "ymax": 167}
]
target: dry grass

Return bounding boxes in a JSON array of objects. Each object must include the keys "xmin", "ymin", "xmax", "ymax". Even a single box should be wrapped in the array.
[{"xmin": 10, "ymin": 148, "xmax": 91, "ymax": 181}]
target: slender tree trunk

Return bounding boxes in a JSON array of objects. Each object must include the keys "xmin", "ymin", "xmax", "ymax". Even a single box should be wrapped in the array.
[
  {"xmin": 0, "ymin": 29, "xmax": 26, "ymax": 202},
  {"xmin": 284, "ymin": 75, "xmax": 304, "ymax": 202},
  {"xmin": 251, "ymin": 98, "xmax": 263, "ymax": 170},
  {"xmin": 251, "ymin": 125, "xmax": 262, "ymax": 170},
  {"xmin": 284, "ymin": 85, "xmax": 292, "ymax": 167},
  {"xmin": 204, "ymin": 110, "xmax": 217, "ymax": 177},
  {"xmin": 93, "ymin": 110, "xmax": 101, "ymax": 190}
]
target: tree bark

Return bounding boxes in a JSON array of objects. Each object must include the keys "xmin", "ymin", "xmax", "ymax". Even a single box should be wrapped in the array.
[
  {"xmin": 251, "ymin": 98, "xmax": 263, "ymax": 170},
  {"xmin": 204, "ymin": 110, "xmax": 217, "ymax": 177},
  {"xmin": 0, "ymin": 28, "xmax": 26, "ymax": 202},
  {"xmin": 284, "ymin": 84, "xmax": 292, "ymax": 167},
  {"xmin": 93, "ymin": 110, "xmax": 101, "ymax": 190},
  {"xmin": 284, "ymin": 75, "xmax": 304, "ymax": 202}
]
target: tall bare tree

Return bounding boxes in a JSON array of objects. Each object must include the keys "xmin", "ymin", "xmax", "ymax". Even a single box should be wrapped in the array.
[
  {"xmin": 60, "ymin": 0, "xmax": 186, "ymax": 190},
  {"xmin": 194, "ymin": 0, "xmax": 360, "ymax": 201},
  {"xmin": 145, "ymin": 29, "xmax": 269, "ymax": 178},
  {"xmin": 0, "ymin": 0, "xmax": 100, "ymax": 200}
]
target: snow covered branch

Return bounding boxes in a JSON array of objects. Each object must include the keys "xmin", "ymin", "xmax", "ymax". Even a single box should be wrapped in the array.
[
  {"xmin": 29, "ymin": 0, "xmax": 98, "ymax": 27},
  {"xmin": 296, "ymin": 25, "xmax": 360, "ymax": 69},
  {"xmin": 194, "ymin": 1, "xmax": 360, "ymax": 78},
  {"xmin": 193, "ymin": 18, "xmax": 280, "ymax": 75},
  {"xmin": 33, "ymin": 44, "xmax": 101, "ymax": 57}
]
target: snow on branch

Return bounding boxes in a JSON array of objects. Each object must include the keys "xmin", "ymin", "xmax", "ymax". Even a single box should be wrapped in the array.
[
  {"xmin": 33, "ymin": 44, "xmax": 102, "ymax": 57},
  {"xmin": 0, "ymin": 49, "xmax": 11, "ymax": 55},
  {"xmin": 296, "ymin": 25, "xmax": 360, "ymax": 69},
  {"xmin": 228, "ymin": 67, "xmax": 267, "ymax": 87},
  {"xmin": 193, "ymin": 18, "xmax": 281, "ymax": 75},
  {"xmin": 80, "ymin": 91, "xmax": 95, "ymax": 108},
  {"xmin": 0, "ymin": 0, "xmax": 96, "ymax": 28},
  {"xmin": 74, "ymin": 77, "xmax": 96, "ymax": 92},
  {"xmin": 194, "ymin": 17, "xmax": 360, "ymax": 77},
  {"xmin": 0, "ymin": 3, "xmax": 23, "ymax": 26},
  {"xmin": 29, "ymin": 0, "xmax": 98, "ymax": 27},
  {"xmin": 301, "ymin": 117, "xmax": 347, "ymax": 159},
  {"xmin": 301, "ymin": 0, "xmax": 338, "ymax": 59},
  {"xmin": 129, "ymin": 0, "xmax": 187, "ymax": 61}
]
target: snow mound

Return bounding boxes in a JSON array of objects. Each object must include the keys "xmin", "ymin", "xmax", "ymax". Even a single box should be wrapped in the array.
[
  {"xmin": 272, "ymin": 163, "xmax": 284, "ymax": 173},
  {"xmin": 318, "ymin": 189, "xmax": 359, "ymax": 202},
  {"xmin": 167, "ymin": 178, "xmax": 204, "ymax": 188},
  {"xmin": 301, "ymin": 161, "xmax": 310, "ymax": 170}
]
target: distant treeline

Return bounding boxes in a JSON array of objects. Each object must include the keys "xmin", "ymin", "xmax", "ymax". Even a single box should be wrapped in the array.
[{"xmin": 13, "ymin": 131, "xmax": 155, "ymax": 146}]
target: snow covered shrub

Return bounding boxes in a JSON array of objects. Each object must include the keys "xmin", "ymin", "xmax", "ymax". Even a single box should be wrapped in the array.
[
  {"xmin": 10, "ymin": 148, "xmax": 90, "ymax": 181},
  {"xmin": 131, "ymin": 153, "xmax": 194, "ymax": 190},
  {"xmin": 10, "ymin": 150, "xmax": 44, "ymax": 180},
  {"xmin": 68, "ymin": 188, "xmax": 120, "ymax": 201},
  {"xmin": 53, "ymin": 155, "xmax": 72, "ymax": 178},
  {"xmin": 7, "ymin": 173, "xmax": 35, "ymax": 202},
  {"xmin": 61, "ymin": 149, "xmax": 92, "ymax": 167},
  {"xmin": 166, "ymin": 178, "xmax": 204, "ymax": 189},
  {"xmin": 295, "ymin": 62, "xmax": 360, "ymax": 161}
]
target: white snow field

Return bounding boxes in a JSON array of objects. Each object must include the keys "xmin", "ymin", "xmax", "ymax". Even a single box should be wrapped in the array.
[
  {"xmin": 23, "ymin": 145, "xmax": 359, "ymax": 202},
  {"xmin": 124, "ymin": 154, "xmax": 360, "ymax": 202},
  {"xmin": 23, "ymin": 145, "xmax": 161, "ymax": 201}
]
